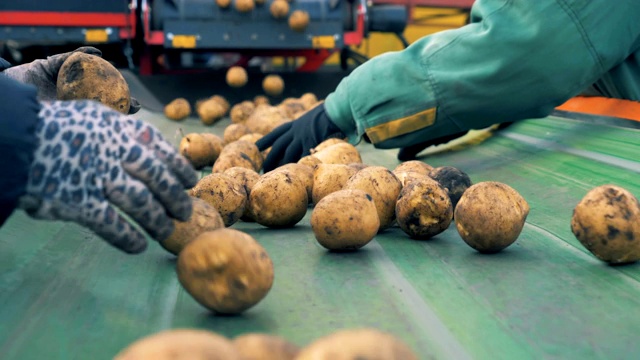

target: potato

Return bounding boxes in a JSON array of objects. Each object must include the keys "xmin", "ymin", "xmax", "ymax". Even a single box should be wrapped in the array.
[
  {"xmin": 114, "ymin": 329, "xmax": 241, "ymax": 360},
  {"xmin": 180, "ymin": 133, "xmax": 217, "ymax": 169},
  {"xmin": 311, "ymin": 138, "xmax": 347, "ymax": 153},
  {"xmin": 298, "ymin": 155, "xmax": 322, "ymax": 168},
  {"xmin": 198, "ymin": 98, "xmax": 226, "ymax": 125},
  {"xmin": 263, "ymin": 74, "xmax": 285, "ymax": 96},
  {"xmin": 311, "ymin": 189, "xmax": 379, "ymax": 251},
  {"xmin": 396, "ymin": 178, "xmax": 453, "ymax": 240},
  {"xmin": 394, "ymin": 171, "xmax": 430, "ymax": 188},
  {"xmin": 347, "ymin": 163, "xmax": 369, "ymax": 172},
  {"xmin": 311, "ymin": 164, "xmax": 357, "ymax": 204},
  {"xmin": 230, "ymin": 101, "xmax": 256, "ymax": 124},
  {"xmin": 201, "ymin": 133, "xmax": 224, "ymax": 163},
  {"xmin": 254, "ymin": 95, "xmax": 270, "ymax": 106},
  {"xmin": 235, "ymin": 0, "xmax": 255, "ymax": 12},
  {"xmin": 269, "ymin": 0, "xmax": 289, "ymax": 19},
  {"xmin": 227, "ymin": 66, "xmax": 248, "ymax": 87},
  {"xmin": 428, "ymin": 166, "xmax": 472, "ymax": 209},
  {"xmin": 164, "ymin": 98, "xmax": 191, "ymax": 121},
  {"xmin": 274, "ymin": 163, "xmax": 314, "ymax": 201},
  {"xmin": 177, "ymin": 229, "xmax": 274, "ymax": 314},
  {"xmin": 216, "ymin": 0, "xmax": 231, "ymax": 8},
  {"xmin": 190, "ymin": 173, "xmax": 247, "ymax": 227},
  {"xmin": 224, "ymin": 123, "xmax": 253, "ymax": 144},
  {"xmin": 278, "ymin": 98, "xmax": 307, "ymax": 118},
  {"xmin": 210, "ymin": 95, "xmax": 231, "ymax": 114},
  {"xmin": 238, "ymin": 133, "xmax": 264, "ymax": 144},
  {"xmin": 294, "ymin": 328, "xmax": 418, "ymax": 360},
  {"xmin": 56, "ymin": 52, "xmax": 131, "ymax": 114},
  {"xmin": 160, "ymin": 197, "xmax": 225, "ymax": 256},
  {"xmin": 288, "ymin": 10, "xmax": 310, "ymax": 32},
  {"xmin": 455, "ymin": 181, "xmax": 529, "ymax": 253},
  {"xmin": 312, "ymin": 143, "xmax": 362, "ymax": 165},
  {"xmin": 300, "ymin": 93, "xmax": 318, "ymax": 109},
  {"xmin": 249, "ymin": 171, "xmax": 308, "ymax": 227},
  {"xmin": 224, "ymin": 167, "xmax": 261, "ymax": 222},
  {"xmin": 233, "ymin": 334, "xmax": 300, "ymax": 360},
  {"xmin": 344, "ymin": 166, "xmax": 402, "ymax": 230},
  {"xmin": 213, "ymin": 140, "xmax": 264, "ymax": 173},
  {"xmin": 571, "ymin": 185, "xmax": 640, "ymax": 264},
  {"xmin": 245, "ymin": 105, "xmax": 290, "ymax": 135},
  {"xmin": 392, "ymin": 160, "xmax": 433, "ymax": 176}
]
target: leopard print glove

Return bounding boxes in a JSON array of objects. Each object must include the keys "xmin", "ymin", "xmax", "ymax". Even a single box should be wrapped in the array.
[{"xmin": 18, "ymin": 100, "xmax": 199, "ymax": 254}]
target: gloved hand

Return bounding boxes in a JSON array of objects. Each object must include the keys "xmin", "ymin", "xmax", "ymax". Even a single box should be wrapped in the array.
[
  {"xmin": 18, "ymin": 100, "xmax": 199, "ymax": 254},
  {"xmin": 1, "ymin": 47, "xmax": 141, "ymax": 114},
  {"xmin": 256, "ymin": 103, "xmax": 345, "ymax": 172}
]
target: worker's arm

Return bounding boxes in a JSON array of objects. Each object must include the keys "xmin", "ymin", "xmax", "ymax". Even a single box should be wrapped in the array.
[
  {"xmin": 0, "ymin": 76, "xmax": 42, "ymax": 226},
  {"xmin": 325, "ymin": 0, "xmax": 640, "ymax": 149}
]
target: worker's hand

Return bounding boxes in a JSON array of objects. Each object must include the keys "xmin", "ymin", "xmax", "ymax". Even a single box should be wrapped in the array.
[
  {"xmin": 1, "ymin": 47, "xmax": 141, "ymax": 114},
  {"xmin": 256, "ymin": 103, "xmax": 345, "ymax": 172},
  {"xmin": 18, "ymin": 100, "xmax": 199, "ymax": 254}
]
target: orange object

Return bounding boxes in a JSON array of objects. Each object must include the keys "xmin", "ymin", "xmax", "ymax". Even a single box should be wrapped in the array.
[{"xmin": 556, "ymin": 96, "xmax": 640, "ymax": 122}]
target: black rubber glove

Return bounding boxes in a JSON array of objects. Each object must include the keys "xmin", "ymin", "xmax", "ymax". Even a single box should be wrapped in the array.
[
  {"xmin": 1, "ymin": 47, "xmax": 141, "ymax": 115},
  {"xmin": 256, "ymin": 103, "xmax": 345, "ymax": 172}
]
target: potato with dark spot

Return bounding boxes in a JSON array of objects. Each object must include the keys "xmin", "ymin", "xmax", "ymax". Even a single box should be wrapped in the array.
[
  {"xmin": 428, "ymin": 166, "xmax": 472, "ymax": 209},
  {"xmin": 164, "ymin": 98, "xmax": 191, "ymax": 121},
  {"xmin": 263, "ymin": 74, "xmax": 285, "ymax": 96},
  {"xmin": 394, "ymin": 171, "xmax": 431, "ymax": 188},
  {"xmin": 312, "ymin": 164, "xmax": 357, "ymax": 204},
  {"xmin": 455, "ymin": 181, "xmax": 529, "ymax": 253},
  {"xmin": 312, "ymin": 143, "xmax": 362, "ymax": 165},
  {"xmin": 298, "ymin": 155, "xmax": 322, "ymax": 168},
  {"xmin": 224, "ymin": 123, "xmax": 253, "ymax": 144},
  {"xmin": 392, "ymin": 160, "xmax": 433, "ymax": 176},
  {"xmin": 190, "ymin": 173, "xmax": 247, "ymax": 227},
  {"xmin": 274, "ymin": 163, "xmax": 314, "ymax": 201},
  {"xmin": 114, "ymin": 329, "xmax": 241, "ymax": 360},
  {"xmin": 180, "ymin": 133, "xmax": 217, "ymax": 169},
  {"xmin": 249, "ymin": 171, "xmax": 308, "ymax": 227},
  {"xmin": 233, "ymin": 333, "xmax": 300, "ymax": 360},
  {"xmin": 571, "ymin": 184, "xmax": 640, "ymax": 264},
  {"xmin": 294, "ymin": 328, "xmax": 418, "ymax": 360},
  {"xmin": 212, "ymin": 140, "xmax": 263, "ymax": 173},
  {"xmin": 396, "ymin": 179, "xmax": 453, "ymax": 240},
  {"xmin": 311, "ymin": 189, "xmax": 379, "ymax": 251},
  {"xmin": 226, "ymin": 66, "xmax": 248, "ymax": 87},
  {"xmin": 344, "ymin": 166, "xmax": 402, "ymax": 230},
  {"xmin": 177, "ymin": 229, "xmax": 274, "ymax": 314},
  {"xmin": 57, "ymin": 52, "xmax": 131, "ymax": 114},
  {"xmin": 223, "ymin": 167, "xmax": 261, "ymax": 221},
  {"xmin": 230, "ymin": 101, "xmax": 256, "ymax": 124},
  {"xmin": 160, "ymin": 197, "xmax": 225, "ymax": 255}
]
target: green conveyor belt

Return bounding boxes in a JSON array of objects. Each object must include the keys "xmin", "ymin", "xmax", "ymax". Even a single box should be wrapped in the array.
[{"xmin": 0, "ymin": 109, "xmax": 638, "ymax": 360}]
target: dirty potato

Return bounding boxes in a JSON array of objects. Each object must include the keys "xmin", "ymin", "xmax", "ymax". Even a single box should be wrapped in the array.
[
  {"xmin": 298, "ymin": 155, "xmax": 322, "ymax": 168},
  {"xmin": 180, "ymin": 133, "xmax": 218, "ymax": 169},
  {"xmin": 428, "ymin": 166, "xmax": 472, "ymax": 209},
  {"xmin": 396, "ymin": 178, "xmax": 453, "ymax": 240},
  {"xmin": 198, "ymin": 98, "xmax": 226, "ymax": 125},
  {"xmin": 393, "ymin": 171, "xmax": 431, "ymax": 188},
  {"xmin": 223, "ymin": 167, "xmax": 261, "ymax": 221},
  {"xmin": 249, "ymin": 171, "xmax": 308, "ymax": 228},
  {"xmin": 114, "ymin": 329, "xmax": 241, "ymax": 360},
  {"xmin": 294, "ymin": 328, "xmax": 418, "ymax": 360},
  {"xmin": 571, "ymin": 184, "xmax": 640, "ymax": 264},
  {"xmin": 230, "ymin": 101, "xmax": 256, "ymax": 124},
  {"xmin": 57, "ymin": 52, "xmax": 131, "ymax": 114},
  {"xmin": 312, "ymin": 142, "xmax": 362, "ymax": 165},
  {"xmin": 190, "ymin": 173, "xmax": 247, "ymax": 227},
  {"xmin": 212, "ymin": 140, "xmax": 263, "ymax": 173},
  {"xmin": 160, "ymin": 197, "xmax": 225, "ymax": 256},
  {"xmin": 344, "ymin": 166, "xmax": 402, "ymax": 230},
  {"xmin": 164, "ymin": 98, "xmax": 191, "ymax": 121},
  {"xmin": 224, "ymin": 123, "xmax": 253, "ymax": 144},
  {"xmin": 273, "ymin": 163, "xmax": 314, "ymax": 201},
  {"xmin": 311, "ymin": 163, "xmax": 357, "ymax": 205},
  {"xmin": 177, "ymin": 229, "xmax": 274, "ymax": 314},
  {"xmin": 392, "ymin": 160, "xmax": 433, "ymax": 176},
  {"xmin": 311, "ymin": 138, "xmax": 347, "ymax": 154},
  {"xmin": 233, "ymin": 334, "xmax": 300, "ymax": 360},
  {"xmin": 244, "ymin": 105, "xmax": 290, "ymax": 135},
  {"xmin": 455, "ymin": 181, "xmax": 529, "ymax": 253},
  {"xmin": 311, "ymin": 189, "xmax": 379, "ymax": 251}
]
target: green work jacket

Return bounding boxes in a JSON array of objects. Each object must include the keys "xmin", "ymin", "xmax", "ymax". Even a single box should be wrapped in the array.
[{"xmin": 324, "ymin": 0, "xmax": 640, "ymax": 148}]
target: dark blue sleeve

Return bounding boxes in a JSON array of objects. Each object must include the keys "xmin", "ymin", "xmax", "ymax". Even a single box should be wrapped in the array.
[{"xmin": 0, "ymin": 75, "xmax": 41, "ymax": 226}]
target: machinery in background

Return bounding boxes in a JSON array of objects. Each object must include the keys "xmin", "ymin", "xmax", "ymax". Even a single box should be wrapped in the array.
[{"xmin": 0, "ymin": 0, "xmax": 408, "ymax": 74}]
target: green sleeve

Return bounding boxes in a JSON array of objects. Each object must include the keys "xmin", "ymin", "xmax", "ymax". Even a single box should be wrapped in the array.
[{"xmin": 324, "ymin": 0, "xmax": 640, "ymax": 149}]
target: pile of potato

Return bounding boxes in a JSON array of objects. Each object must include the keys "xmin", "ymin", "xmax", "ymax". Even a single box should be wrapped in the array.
[{"xmin": 115, "ymin": 327, "xmax": 418, "ymax": 360}]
